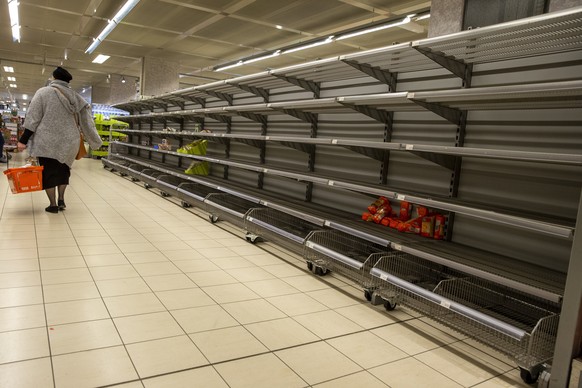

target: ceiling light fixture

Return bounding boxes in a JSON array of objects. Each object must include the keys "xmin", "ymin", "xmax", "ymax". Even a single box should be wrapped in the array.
[
  {"xmin": 22, "ymin": 94, "xmax": 27, "ymax": 99},
  {"xmin": 121, "ymin": 76, "xmax": 126, "ymax": 83},
  {"xmin": 7, "ymin": 77, "xmax": 16, "ymax": 81},
  {"xmin": 3, "ymin": 66, "xmax": 14, "ymax": 73},
  {"xmin": 415, "ymin": 14, "xmax": 431, "ymax": 21},
  {"xmin": 7, "ymin": 0, "xmax": 20, "ymax": 42},
  {"xmin": 215, "ymin": 61, "xmax": 244, "ymax": 72},
  {"xmin": 92, "ymin": 54, "xmax": 111, "ymax": 64},
  {"xmin": 64, "ymin": 49, "xmax": 68, "ymax": 60},
  {"xmin": 9, "ymin": 84, "xmax": 17, "ymax": 88},
  {"xmin": 276, "ymin": 25, "xmax": 283, "ymax": 29},
  {"xmin": 336, "ymin": 15, "xmax": 413, "ymax": 41},
  {"xmin": 243, "ymin": 50, "xmax": 281, "ymax": 65},
  {"xmin": 85, "ymin": 0, "xmax": 141, "ymax": 54},
  {"xmin": 283, "ymin": 36, "xmax": 335, "ymax": 54}
]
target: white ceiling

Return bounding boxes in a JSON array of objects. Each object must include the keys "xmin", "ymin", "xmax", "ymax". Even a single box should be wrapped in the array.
[{"xmin": 0, "ymin": 0, "xmax": 431, "ymax": 105}]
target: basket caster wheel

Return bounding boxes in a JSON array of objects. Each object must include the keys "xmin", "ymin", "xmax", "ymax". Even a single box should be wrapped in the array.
[
  {"xmin": 307, "ymin": 262, "xmax": 313, "ymax": 271},
  {"xmin": 181, "ymin": 201, "xmax": 191, "ymax": 208},
  {"xmin": 364, "ymin": 290, "xmax": 372, "ymax": 302},
  {"xmin": 144, "ymin": 183, "xmax": 151, "ymax": 189},
  {"xmin": 161, "ymin": 192, "xmax": 170, "ymax": 197},
  {"xmin": 519, "ymin": 368, "xmax": 539, "ymax": 385},
  {"xmin": 209, "ymin": 215, "xmax": 219, "ymax": 223},
  {"xmin": 384, "ymin": 301, "xmax": 397, "ymax": 311},
  {"xmin": 315, "ymin": 267, "xmax": 328, "ymax": 276},
  {"xmin": 120, "ymin": 173, "xmax": 127, "ymax": 177},
  {"xmin": 131, "ymin": 178, "xmax": 139, "ymax": 182},
  {"xmin": 245, "ymin": 234, "xmax": 258, "ymax": 244}
]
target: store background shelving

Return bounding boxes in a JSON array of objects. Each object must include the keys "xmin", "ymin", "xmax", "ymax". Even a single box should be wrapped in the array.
[{"xmin": 104, "ymin": 7, "xmax": 582, "ymax": 385}]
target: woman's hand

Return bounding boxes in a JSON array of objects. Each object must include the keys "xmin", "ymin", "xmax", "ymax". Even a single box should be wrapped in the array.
[{"xmin": 17, "ymin": 142, "xmax": 27, "ymax": 152}]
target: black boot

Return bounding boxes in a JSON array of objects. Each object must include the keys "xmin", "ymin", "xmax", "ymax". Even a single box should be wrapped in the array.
[
  {"xmin": 58, "ymin": 200, "xmax": 66, "ymax": 210},
  {"xmin": 45, "ymin": 206, "xmax": 59, "ymax": 213}
]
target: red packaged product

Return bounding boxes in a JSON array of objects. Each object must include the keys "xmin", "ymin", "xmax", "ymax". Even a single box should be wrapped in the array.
[
  {"xmin": 416, "ymin": 206, "xmax": 428, "ymax": 218},
  {"xmin": 380, "ymin": 217, "xmax": 391, "ymax": 226},
  {"xmin": 362, "ymin": 212, "xmax": 373, "ymax": 221},
  {"xmin": 399, "ymin": 201, "xmax": 411, "ymax": 221},
  {"xmin": 421, "ymin": 216, "xmax": 435, "ymax": 238},
  {"xmin": 434, "ymin": 214, "xmax": 446, "ymax": 240},
  {"xmin": 372, "ymin": 204, "xmax": 392, "ymax": 224},
  {"xmin": 367, "ymin": 196, "xmax": 390, "ymax": 214},
  {"xmin": 389, "ymin": 219, "xmax": 400, "ymax": 229}
]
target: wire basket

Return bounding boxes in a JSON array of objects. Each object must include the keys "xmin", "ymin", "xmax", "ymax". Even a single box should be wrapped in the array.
[
  {"xmin": 304, "ymin": 229, "xmax": 389, "ymax": 286},
  {"xmin": 244, "ymin": 207, "xmax": 322, "ymax": 253},
  {"xmin": 371, "ymin": 251, "xmax": 559, "ymax": 372},
  {"xmin": 203, "ymin": 193, "xmax": 261, "ymax": 226}
]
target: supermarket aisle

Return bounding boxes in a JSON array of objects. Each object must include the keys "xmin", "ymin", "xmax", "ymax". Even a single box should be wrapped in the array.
[{"xmin": 0, "ymin": 156, "xmax": 528, "ymax": 388}]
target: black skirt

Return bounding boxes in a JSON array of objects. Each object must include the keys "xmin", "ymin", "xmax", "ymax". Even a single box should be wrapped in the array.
[{"xmin": 38, "ymin": 157, "xmax": 70, "ymax": 189}]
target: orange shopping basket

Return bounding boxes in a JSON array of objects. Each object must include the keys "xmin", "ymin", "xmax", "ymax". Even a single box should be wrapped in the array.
[{"xmin": 3, "ymin": 165, "xmax": 44, "ymax": 194}]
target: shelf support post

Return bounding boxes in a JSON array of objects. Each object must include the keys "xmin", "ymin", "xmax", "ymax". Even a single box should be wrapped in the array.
[{"xmin": 341, "ymin": 60, "xmax": 398, "ymax": 92}]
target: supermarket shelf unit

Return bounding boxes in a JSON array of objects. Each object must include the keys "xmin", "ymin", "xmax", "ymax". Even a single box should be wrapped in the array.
[{"xmin": 106, "ymin": 8, "xmax": 582, "ymax": 386}]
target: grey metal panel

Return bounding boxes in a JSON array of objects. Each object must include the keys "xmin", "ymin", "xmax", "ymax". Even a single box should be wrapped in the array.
[
  {"xmin": 314, "ymin": 145, "xmax": 382, "ymax": 183},
  {"xmin": 225, "ymin": 168, "xmax": 259, "ymax": 188},
  {"xmin": 458, "ymin": 158, "xmax": 582, "ymax": 220},
  {"xmin": 228, "ymin": 143, "xmax": 261, "ymax": 164},
  {"xmin": 451, "ymin": 215, "xmax": 572, "ymax": 273},
  {"xmin": 311, "ymin": 184, "xmax": 373, "ymax": 215},
  {"xmin": 386, "ymin": 152, "xmax": 453, "ymax": 196},
  {"xmin": 261, "ymin": 175, "xmax": 307, "ymax": 201},
  {"xmin": 264, "ymin": 143, "xmax": 309, "ymax": 171}
]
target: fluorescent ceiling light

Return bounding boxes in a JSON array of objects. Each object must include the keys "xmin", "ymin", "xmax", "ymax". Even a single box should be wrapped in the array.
[
  {"xmin": 7, "ymin": 77, "xmax": 16, "ymax": 81},
  {"xmin": 336, "ymin": 16, "xmax": 412, "ymax": 41},
  {"xmin": 416, "ymin": 14, "xmax": 431, "ymax": 21},
  {"xmin": 283, "ymin": 36, "xmax": 335, "ymax": 54},
  {"xmin": 7, "ymin": 0, "xmax": 20, "ymax": 42},
  {"xmin": 92, "ymin": 54, "xmax": 111, "ymax": 64},
  {"xmin": 9, "ymin": 84, "xmax": 17, "ymax": 88},
  {"xmin": 276, "ymin": 25, "xmax": 283, "ymax": 29},
  {"xmin": 85, "ymin": 0, "xmax": 141, "ymax": 54},
  {"xmin": 243, "ymin": 50, "xmax": 281, "ymax": 65},
  {"xmin": 22, "ymin": 94, "xmax": 27, "ymax": 99},
  {"xmin": 3, "ymin": 66, "xmax": 15, "ymax": 72},
  {"xmin": 215, "ymin": 61, "xmax": 244, "ymax": 72}
]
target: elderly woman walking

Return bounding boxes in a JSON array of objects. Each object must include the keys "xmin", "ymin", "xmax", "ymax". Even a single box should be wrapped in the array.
[{"xmin": 17, "ymin": 67, "xmax": 102, "ymax": 213}]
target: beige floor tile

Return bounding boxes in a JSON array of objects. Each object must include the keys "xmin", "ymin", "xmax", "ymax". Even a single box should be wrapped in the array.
[
  {"xmin": 104, "ymin": 293, "xmax": 166, "ymax": 317},
  {"xmin": 223, "ymin": 299, "xmax": 286, "ymax": 324},
  {"xmin": 114, "ymin": 312, "xmax": 185, "ymax": 344},
  {"xmin": 127, "ymin": 335, "xmax": 208, "ymax": 378},
  {"xmin": 0, "ymin": 286, "xmax": 43, "ymax": 308},
  {"xmin": 0, "ymin": 248, "xmax": 37, "ymax": 261},
  {"xmin": 0, "ymin": 272, "xmax": 41, "ymax": 288},
  {"xmin": 142, "ymin": 273, "xmax": 196, "ymax": 292},
  {"xmin": 43, "ymin": 282, "xmax": 100, "ymax": 303},
  {"xmin": 96, "ymin": 277, "xmax": 151, "ymax": 297},
  {"xmin": 0, "ymin": 357, "xmax": 54, "ymax": 388},
  {"xmin": 173, "ymin": 258, "xmax": 221, "ymax": 273},
  {"xmin": 73, "ymin": 229, "xmax": 110, "ymax": 238},
  {"xmin": 369, "ymin": 357, "xmax": 463, "ymax": 388},
  {"xmin": 0, "ymin": 327, "xmax": 50, "ymax": 364},
  {"xmin": 327, "ymin": 331, "xmax": 408, "ymax": 368},
  {"xmin": 246, "ymin": 317, "xmax": 319, "ymax": 350},
  {"xmin": 84, "ymin": 253, "xmax": 130, "ymax": 267},
  {"xmin": 184, "ymin": 240, "xmax": 226, "ymax": 251},
  {"xmin": 472, "ymin": 368, "xmax": 530, "ymax": 387},
  {"xmin": 79, "ymin": 244, "xmax": 122, "ymax": 256},
  {"xmin": 45, "ymin": 298, "xmax": 109, "ymax": 326},
  {"xmin": 212, "ymin": 256, "xmax": 256, "ymax": 270},
  {"xmin": 244, "ymin": 278, "xmax": 301, "ymax": 298},
  {"xmin": 294, "ymin": 310, "xmax": 364, "ymax": 339},
  {"xmin": 335, "ymin": 304, "xmax": 409, "ymax": 329},
  {"xmin": 153, "ymin": 240, "xmax": 193, "ymax": 251},
  {"xmin": 415, "ymin": 342, "xmax": 513, "ymax": 386},
  {"xmin": 0, "ymin": 239, "xmax": 37, "ymax": 250},
  {"xmin": 190, "ymin": 326, "xmax": 268, "ymax": 363},
  {"xmin": 162, "ymin": 249, "xmax": 206, "ymax": 261},
  {"xmin": 49, "ymin": 319, "xmax": 122, "ymax": 355},
  {"xmin": 74, "ymin": 236, "xmax": 115, "ymax": 246},
  {"xmin": 38, "ymin": 246, "xmax": 81, "ymax": 259},
  {"xmin": 116, "ymin": 242, "xmax": 157, "ymax": 254},
  {"xmin": 281, "ymin": 275, "xmax": 331, "ymax": 292},
  {"xmin": 171, "ymin": 305, "xmax": 239, "ymax": 333},
  {"xmin": 215, "ymin": 353, "xmax": 307, "ymax": 388},
  {"xmin": 202, "ymin": 283, "xmax": 260, "ymax": 303},
  {"xmin": 41, "ymin": 268, "xmax": 93, "ymax": 285},
  {"xmin": 262, "ymin": 263, "xmax": 306, "ymax": 278},
  {"xmin": 306, "ymin": 288, "xmax": 361, "ymax": 309},
  {"xmin": 36, "ymin": 238, "xmax": 77, "ymax": 248},
  {"xmin": 90, "ymin": 265, "xmax": 140, "ymax": 281},
  {"xmin": 276, "ymin": 341, "xmax": 362, "ymax": 385},
  {"xmin": 242, "ymin": 253, "xmax": 286, "ymax": 266},
  {"xmin": 266, "ymin": 293, "xmax": 328, "ymax": 316},
  {"xmin": 372, "ymin": 319, "xmax": 459, "ymax": 356},
  {"xmin": 313, "ymin": 371, "xmax": 388, "ymax": 388},
  {"xmin": 133, "ymin": 262, "xmax": 181, "ymax": 277},
  {"xmin": 145, "ymin": 234, "xmax": 180, "ymax": 243},
  {"xmin": 0, "ymin": 259, "xmax": 39, "ymax": 273},
  {"xmin": 52, "ymin": 346, "xmax": 138, "ymax": 388},
  {"xmin": 0, "ymin": 304, "xmax": 45, "ymax": 332},
  {"xmin": 225, "ymin": 267, "xmax": 276, "ymax": 282},
  {"xmin": 156, "ymin": 288, "xmax": 215, "ymax": 310},
  {"xmin": 124, "ymin": 251, "xmax": 168, "ymax": 264},
  {"xmin": 186, "ymin": 270, "xmax": 238, "ymax": 287},
  {"xmin": 39, "ymin": 256, "xmax": 87, "ymax": 271},
  {"xmin": 142, "ymin": 366, "xmax": 228, "ymax": 388}
]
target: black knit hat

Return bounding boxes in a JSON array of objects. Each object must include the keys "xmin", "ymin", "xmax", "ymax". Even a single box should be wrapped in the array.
[{"xmin": 53, "ymin": 67, "xmax": 73, "ymax": 83}]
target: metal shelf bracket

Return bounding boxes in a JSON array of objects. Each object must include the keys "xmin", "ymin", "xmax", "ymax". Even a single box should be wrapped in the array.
[
  {"xmin": 341, "ymin": 59, "xmax": 398, "ymax": 92},
  {"xmin": 231, "ymin": 83, "xmax": 270, "ymax": 103},
  {"xmin": 339, "ymin": 102, "xmax": 393, "ymax": 126},
  {"xmin": 238, "ymin": 111, "xmax": 268, "ymax": 125},
  {"xmin": 413, "ymin": 46, "xmax": 473, "ymax": 87},
  {"xmin": 272, "ymin": 74, "xmax": 321, "ymax": 98},
  {"xmin": 203, "ymin": 90, "xmax": 234, "ymax": 105}
]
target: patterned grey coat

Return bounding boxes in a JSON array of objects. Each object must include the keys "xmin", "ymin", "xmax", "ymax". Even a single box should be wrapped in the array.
[{"xmin": 24, "ymin": 80, "xmax": 102, "ymax": 167}]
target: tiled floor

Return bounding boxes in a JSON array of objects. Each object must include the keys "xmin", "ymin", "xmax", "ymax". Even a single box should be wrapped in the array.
[{"xmin": 0, "ymin": 155, "xmax": 530, "ymax": 387}]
